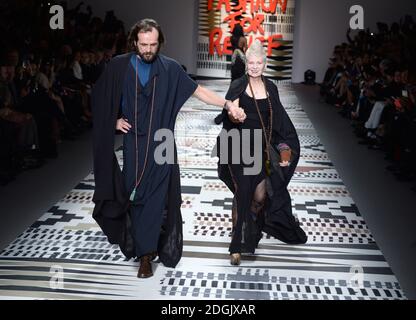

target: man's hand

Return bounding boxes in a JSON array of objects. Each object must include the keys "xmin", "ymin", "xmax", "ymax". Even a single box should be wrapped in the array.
[
  {"xmin": 116, "ymin": 118, "xmax": 131, "ymax": 133},
  {"xmin": 227, "ymin": 101, "xmax": 246, "ymax": 123},
  {"xmin": 192, "ymin": 86, "xmax": 246, "ymax": 123}
]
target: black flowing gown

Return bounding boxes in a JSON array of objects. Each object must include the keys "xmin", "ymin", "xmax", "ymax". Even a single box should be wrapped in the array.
[
  {"xmin": 228, "ymin": 92, "xmax": 269, "ymax": 254},
  {"xmin": 214, "ymin": 76, "xmax": 308, "ymax": 255}
]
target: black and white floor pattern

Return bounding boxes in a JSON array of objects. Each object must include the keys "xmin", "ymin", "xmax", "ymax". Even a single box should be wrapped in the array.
[{"xmin": 0, "ymin": 80, "xmax": 406, "ymax": 300}]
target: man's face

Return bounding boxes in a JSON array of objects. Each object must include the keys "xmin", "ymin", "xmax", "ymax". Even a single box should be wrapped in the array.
[{"xmin": 136, "ymin": 28, "xmax": 159, "ymax": 63}]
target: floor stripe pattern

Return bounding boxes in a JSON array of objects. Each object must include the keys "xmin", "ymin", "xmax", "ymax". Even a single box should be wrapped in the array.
[{"xmin": 0, "ymin": 80, "xmax": 405, "ymax": 300}]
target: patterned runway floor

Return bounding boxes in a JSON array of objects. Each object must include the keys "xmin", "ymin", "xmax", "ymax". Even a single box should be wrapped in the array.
[{"xmin": 0, "ymin": 80, "xmax": 406, "ymax": 300}]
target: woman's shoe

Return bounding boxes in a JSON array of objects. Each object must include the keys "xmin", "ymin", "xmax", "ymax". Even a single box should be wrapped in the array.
[{"xmin": 230, "ymin": 253, "xmax": 241, "ymax": 266}]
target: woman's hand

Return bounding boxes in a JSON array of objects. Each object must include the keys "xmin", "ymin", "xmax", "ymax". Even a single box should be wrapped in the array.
[
  {"xmin": 229, "ymin": 115, "xmax": 241, "ymax": 124},
  {"xmin": 279, "ymin": 149, "xmax": 292, "ymax": 167},
  {"xmin": 116, "ymin": 118, "xmax": 131, "ymax": 133},
  {"xmin": 228, "ymin": 107, "xmax": 246, "ymax": 123},
  {"xmin": 226, "ymin": 100, "xmax": 246, "ymax": 123}
]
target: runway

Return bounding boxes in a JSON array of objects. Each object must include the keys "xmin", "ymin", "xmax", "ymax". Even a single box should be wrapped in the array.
[{"xmin": 0, "ymin": 80, "xmax": 406, "ymax": 300}]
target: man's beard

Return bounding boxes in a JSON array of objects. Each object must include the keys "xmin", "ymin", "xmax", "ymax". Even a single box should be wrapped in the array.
[{"xmin": 137, "ymin": 50, "xmax": 158, "ymax": 64}]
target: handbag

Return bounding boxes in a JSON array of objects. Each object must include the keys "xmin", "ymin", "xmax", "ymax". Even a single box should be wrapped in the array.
[
  {"xmin": 266, "ymin": 144, "xmax": 296, "ymax": 198},
  {"xmin": 268, "ymin": 144, "xmax": 296, "ymax": 177},
  {"xmin": 267, "ymin": 144, "xmax": 297, "ymax": 197}
]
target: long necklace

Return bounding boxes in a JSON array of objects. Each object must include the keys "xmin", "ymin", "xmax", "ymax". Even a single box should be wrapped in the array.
[
  {"xmin": 129, "ymin": 57, "xmax": 157, "ymax": 202},
  {"xmin": 248, "ymin": 76, "xmax": 274, "ymax": 176}
]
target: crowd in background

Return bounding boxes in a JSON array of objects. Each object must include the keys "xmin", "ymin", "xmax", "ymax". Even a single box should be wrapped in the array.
[
  {"xmin": 2, "ymin": 1, "xmax": 415, "ymax": 194},
  {"xmin": 320, "ymin": 16, "xmax": 416, "ymax": 192},
  {"xmin": 0, "ymin": 1, "xmax": 128, "ymax": 185}
]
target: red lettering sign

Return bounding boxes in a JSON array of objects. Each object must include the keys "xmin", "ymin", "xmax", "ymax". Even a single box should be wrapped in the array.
[{"xmin": 206, "ymin": 0, "xmax": 288, "ymax": 56}]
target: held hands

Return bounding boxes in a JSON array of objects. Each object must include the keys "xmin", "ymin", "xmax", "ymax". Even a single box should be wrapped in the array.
[
  {"xmin": 279, "ymin": 149, "xmax": 292, "ymax": 167},
  {"xmin": 116, "ymin": 118, "xmax": 132, "ymax": 133},
  {"xmin": 226, "ymin": 101, "xmax": 246, "ymax": 124}
]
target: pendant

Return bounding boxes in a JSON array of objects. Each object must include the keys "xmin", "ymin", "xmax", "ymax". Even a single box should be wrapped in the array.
[
  {"xmin": 265, "ymin": 160, "xmax": 272, "ymax": 177},
  {"xmin": 129, "ymin": 188, "xmax": 137, "ymax": 202}
]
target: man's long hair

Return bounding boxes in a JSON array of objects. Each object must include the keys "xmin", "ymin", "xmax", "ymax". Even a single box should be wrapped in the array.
[{"xmin": 127, "ymin": 19, "xmax": 165, "ymax": 53}]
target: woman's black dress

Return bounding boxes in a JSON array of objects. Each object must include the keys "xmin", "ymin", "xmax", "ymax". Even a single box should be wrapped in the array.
[
  {"xmin": 215, "ymin": 77, "xmax": 308, "ymax": 255},
  {"xmin": 228, "ymin": 92, "xmax": 270, "ymax": 254}
]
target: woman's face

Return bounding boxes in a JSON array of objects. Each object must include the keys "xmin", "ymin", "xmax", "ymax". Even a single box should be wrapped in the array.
[{"xmin": 246, "ymin": 54, "xmax": 265, "ymax": 78}]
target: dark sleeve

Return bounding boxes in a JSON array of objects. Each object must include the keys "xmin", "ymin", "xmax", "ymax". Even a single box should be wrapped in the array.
[
  {"xmin": 91, "ymin": 61, "xmax": 119, "ymax": 201},
  {"xmin": 271, "ymin": 83, "xmax": 300, "ymax": 155},
  {"xmin": 173, "ymin": 64, "xmax": 198, "ymax": 113},
  {"xmin": 225, "ymin": 77, "xmax": 245, "ymax": 100},
  {"xmin": 231, "ymin": 55, "xmax": 246, "ymax": 80}
]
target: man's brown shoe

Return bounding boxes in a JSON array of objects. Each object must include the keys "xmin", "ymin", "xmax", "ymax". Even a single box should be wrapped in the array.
[
  {"xmin": 137, "ymin": 254, "xmax": 153, "ymax": 278},
  {"xmin": 230, "ymin": 253, "xmax": 241, "ymax": 266}
]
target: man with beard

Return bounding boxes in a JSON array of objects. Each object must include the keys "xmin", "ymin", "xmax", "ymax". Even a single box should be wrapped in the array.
[{"xmin": 91, "ymin": 19, "xmax": 245, "ymax": 278}]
